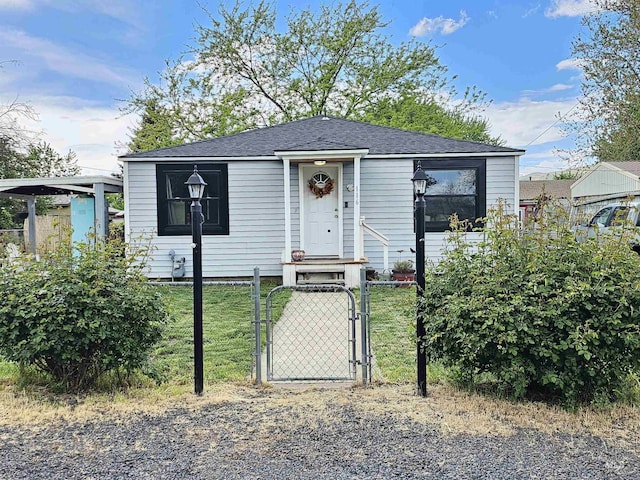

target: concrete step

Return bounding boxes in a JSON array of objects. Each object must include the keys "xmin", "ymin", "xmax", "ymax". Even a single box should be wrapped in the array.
[
  {"xmin": 295, "ymin": 265, "xmax": 346, "ymax": 273},
  {"xmin": 297, "ymin": 279, "xmax": 345, "ymax": 285}
]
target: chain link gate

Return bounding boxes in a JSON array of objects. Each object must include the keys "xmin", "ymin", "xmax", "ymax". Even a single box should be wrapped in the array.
[
  {"xmin": 252, "ymin": 268, "xmax": 372, "ymax": 384},
  {"xmin": 265, "ymin": 285, "xmax": 356, "ymax": 381}
]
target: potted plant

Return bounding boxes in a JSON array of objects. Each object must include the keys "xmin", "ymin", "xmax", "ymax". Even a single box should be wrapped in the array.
[
  {"xmin": 392, "ymin": 259, "xmax": 415, "ymax": 282},
  {"xmin": 291, "ymin": 249, "xmax": 306, "ymax": 262}
]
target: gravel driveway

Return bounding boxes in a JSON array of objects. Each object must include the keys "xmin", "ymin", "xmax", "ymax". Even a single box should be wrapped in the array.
[{"xmin": 1, "ymin": 384, "xmax": 638, "ymax": 479}]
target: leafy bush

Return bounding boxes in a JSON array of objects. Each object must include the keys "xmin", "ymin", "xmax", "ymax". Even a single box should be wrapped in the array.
[
  {"xmin": 0, "ymin": 237, "xmax": 169, "ymax": 392},
  {"xmin": 421, "ymin": 200, "xmax": 640, "ymax": 407}
]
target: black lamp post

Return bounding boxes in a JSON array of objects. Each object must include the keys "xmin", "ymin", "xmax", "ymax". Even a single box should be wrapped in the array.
[
  {"xmin": 412, "ymin": 161, "xmax": 428, "ymax": 397},
  {"xmin": 185, "ymin": 166, "xmax": 207, "ymax": 396}
]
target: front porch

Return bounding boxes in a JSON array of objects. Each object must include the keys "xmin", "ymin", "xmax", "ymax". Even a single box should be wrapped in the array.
[
  {"xmin": 276, "ymin": 147, "xmax": 390, "ymax": 288},
  {"xmin": 282, "ymin": 258, "xmax": 367, "ymax": 288}
]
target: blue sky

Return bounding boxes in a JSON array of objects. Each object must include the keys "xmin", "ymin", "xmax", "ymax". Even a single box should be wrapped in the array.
[{"xmin": 0, "ymin": 0, "xmax": 597, "ymax": 176}]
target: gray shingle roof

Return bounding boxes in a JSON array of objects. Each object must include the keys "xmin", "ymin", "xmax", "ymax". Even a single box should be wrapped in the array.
[
  {"xmin": 519, "ymin": 179, "xmax": 574, "ymax": 201},
  {"xmin": 122, "ymin": 115, "xmax": 523, "ymax": 159},
  {"xmin": 607, "ymin": 161, "xmax": 640, "ymax": 177}
]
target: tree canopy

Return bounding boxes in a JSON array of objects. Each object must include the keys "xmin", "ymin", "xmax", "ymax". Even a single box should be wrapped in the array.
[
  {"xmin": 356, "ymin": 94, "xmax": 502, "ymax": 145},
  {"xmin": 0, "ymin": 140, "xmax": 80, "ymax": 228},
  {"xmin": 571, "ymin": 0, "xmax": 640, "ymax": 162},
  {"xmin": 125, "ymin": 0, "xmax": 500, "ymax": 151},
  {"xmin": 126, "ymin": 98, "xmax": 182, "ymax": 153}
]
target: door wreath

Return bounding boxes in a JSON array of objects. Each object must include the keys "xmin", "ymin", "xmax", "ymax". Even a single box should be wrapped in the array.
[{"xmin": 308, "ymin": 172, "xmax": 335, "ymax": 198}]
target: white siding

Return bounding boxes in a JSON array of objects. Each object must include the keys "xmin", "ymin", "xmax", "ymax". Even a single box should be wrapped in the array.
[
  {"xmin": 126, "ymin": 160, "xmax": 286, "ymax": 278},
  {"xmin": 359, "ymin": 156, "xmax": 517, "ymax": 273},
  {"xmin": 360, "ymin": 159, "xmax": 414, "ymax": 273},
  {"xmin": 125, "ymin": 155, "xmax": 517, "ymax": 279}
]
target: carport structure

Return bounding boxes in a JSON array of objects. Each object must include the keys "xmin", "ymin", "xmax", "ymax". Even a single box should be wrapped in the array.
[{"xmin": 0, "ymin": 175, "xmax": 123, "ymax": 253}]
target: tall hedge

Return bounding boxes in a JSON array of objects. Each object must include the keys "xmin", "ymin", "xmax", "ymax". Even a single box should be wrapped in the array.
[
  {"xmin": 0, "ymin": 238, "xmax": 169, "ymax": 391},
  {"xmin": 421, "ymin": 201, "xmax": 640, "ymax": 407}
]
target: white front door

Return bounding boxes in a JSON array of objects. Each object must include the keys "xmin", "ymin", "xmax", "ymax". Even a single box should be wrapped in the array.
[{"xmin": 301, "ymin": 165, "xmax": 341, "ymax": 257}]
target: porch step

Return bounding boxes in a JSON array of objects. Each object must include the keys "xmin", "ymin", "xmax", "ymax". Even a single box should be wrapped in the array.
[
  {"xmin": 297, "ymin": 270, "xmax": 345, "ymax": 284},
  {"xmin": 297, "ymin": 279, "xmax": 345, "ymax": 285},
  {"xmin": 295, "ymin": 264, "xmax": 345, "ymax": 273},
  {"xmin": 282, "ymin": 259, "xmax": 365, "ymax": 289}
]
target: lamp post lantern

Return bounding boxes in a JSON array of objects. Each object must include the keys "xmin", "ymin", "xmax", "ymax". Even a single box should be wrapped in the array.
[
  {"xmin": 412, "ymin": 161, "xmax": 428, "ymax": 397},
  {"xmin": 186, "ymin": 166, "xmax": 207, "ymax": 396}
]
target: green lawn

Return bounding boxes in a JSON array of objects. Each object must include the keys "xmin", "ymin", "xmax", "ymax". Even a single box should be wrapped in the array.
[
  {"xmin": 153, "ymin": 284, "xmax": 254, "ymax": 383},
  {"xmin": 366, "ymin": 286, "xmax": 416, "ymax": 382},
  {"xmin": 154, "ymin": 283, "xmax": 418, "ymax": 385},
  {"xmin": 0, "ymin": 281, "xmax": 417, "ymax": 389},
  {"xmin": 153, "ymin": 281, "xmax": 289, "ymax": 384},
  {"xmin": 367, "ymin": 285, "xmax": 447, "ymax": 383}
]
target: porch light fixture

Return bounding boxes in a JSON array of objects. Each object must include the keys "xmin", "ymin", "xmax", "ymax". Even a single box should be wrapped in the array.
[
  {"xmin": 185, "ymin": 166, "xmax": 207, "ymax": 200},
  {"xmin": 412, "ymin": 161, "xmax": 427, "ymax": 398},
  {"xmin": 412, "ymin": 161, "xmax": 429, "ymax": 196},
  {"xmin": 185, "ymin": 165, "xmax": 207, "ymax": 396},
  {"xmin": 313, "ymin": 160, "xmax": 327, "ymax": 166}
]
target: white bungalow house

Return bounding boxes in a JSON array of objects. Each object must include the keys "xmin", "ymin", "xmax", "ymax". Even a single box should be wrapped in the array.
[{"xmin": 121, "ymin": 116, "xmax": 524, "ymax": 287}]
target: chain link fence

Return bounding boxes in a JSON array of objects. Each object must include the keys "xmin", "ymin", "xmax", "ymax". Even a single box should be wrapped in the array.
[
  {"xmin": 151, "ymin": 280, "xmax": 255, "ymax": 383},
  {"xmin": 151, "ymin": 271, "xmax": 415, "ymax": 386}
]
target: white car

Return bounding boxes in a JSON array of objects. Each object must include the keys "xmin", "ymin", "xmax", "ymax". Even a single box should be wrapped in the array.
[{"xmin": 574, "ymin": 201, "xmax": 640, "ymax": 250}]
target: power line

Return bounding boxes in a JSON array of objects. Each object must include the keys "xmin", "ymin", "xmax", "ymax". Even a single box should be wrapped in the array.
[
  {"xmin": 77, "ymin": 164, "xmax": 119, "ymax": 173},
  {"xmin": 524, "ymin": 102, "xmax": 580, "ymax": 147}
]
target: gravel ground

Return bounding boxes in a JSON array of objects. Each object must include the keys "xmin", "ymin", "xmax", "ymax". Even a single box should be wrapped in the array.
[{"xmin": 1, "ymin": 384, "xmax": 639, "ymax": 480}]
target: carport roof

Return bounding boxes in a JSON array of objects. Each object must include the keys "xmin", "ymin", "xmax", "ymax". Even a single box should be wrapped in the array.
[{"xmin": 0, "ymin": 175, "xmax": 123, "ymax": 198}]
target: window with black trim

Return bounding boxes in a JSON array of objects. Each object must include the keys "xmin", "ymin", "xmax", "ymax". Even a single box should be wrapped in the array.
[
  {"xmin": 156, "ymin": 163, "xmax": 229, "ymax": 236},
  {"xmin": 415, "ymin": 159, "xmax": 486, "ymax": 232}
]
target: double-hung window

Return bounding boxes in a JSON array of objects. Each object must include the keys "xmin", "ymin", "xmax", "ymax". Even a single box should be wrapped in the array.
[
  {"xmin": 156, "ymin": 163, "xmax": 229, "ymax": 236},
  {"xmin": 416, "ymin": 159, "xmax": 486, "ymax": 232}
]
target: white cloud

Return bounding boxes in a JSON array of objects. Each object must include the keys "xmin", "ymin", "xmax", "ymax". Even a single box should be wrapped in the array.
[
  {"xmin": 556, "ymin": 58, "xmax": 584, "ymax": 71},
  {"xmin": 0, "ymin": 28, "xmax": 137, "ymax": 87},
  {"xmin": 549, "ymin": 83, "xmax": 574, "ymax": 92},
  {"xmin": 545, "ymin": 0, "xmax": 599, "ymax": 18},
  {"xmin": 410, "ymin": 11, "xmax": 469, "ymax": 37},
  {"xmin": 485, "ymin": 97, "xmax": 577, "ymax": 147},
  {"xmin": 523, "ymin": 4, "xmax": 541, "ymax": 17},
  {"xmin": 0, "ymin": 0, "xmax": 31, "ymax": 9},
  {"xmin": 521, "ymin": 149, "xmax": 564, "ymax": 160},
  {"xmin": 521, "ymin": 83, "xmax": 575, "ymax": 97},
  {"xmin": 0, "ymin": 0, "xmax": 141, "ymax": 27},
  {"xmin": 51, "ymin": 0, "xmax": 143, "ymax": 30},
  {"xmin": 82, "ymin": 0, "xmax": 139, "ymax": 25},
  {"xmin": 10, "ymin": 95, "xmax": 135, "ymax": 174},
  {"xmin": 520, "ymin": 157, "xmax": 571, "ymax": 177}
]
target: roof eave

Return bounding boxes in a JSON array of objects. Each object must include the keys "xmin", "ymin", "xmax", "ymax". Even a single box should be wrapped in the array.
[
  {"xmin": 367, "ymin": 150, "xmax": 524, "ymax": 158},
  {"xmin": 121, "ymin": 155, "xmax": 279, "ymax": 162},
  {"xmin": 274, "ymin": 148, "xmax": 370, "ymax": 161}
]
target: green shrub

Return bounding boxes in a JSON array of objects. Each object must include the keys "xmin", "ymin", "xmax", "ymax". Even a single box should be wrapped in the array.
[
  {"xmin": 421, "ymin": 200, "xmax": 640, "ymax": 407},
  {"xmin": 0, "ymin": 237, "xmax": 170, "ymax": 392}
]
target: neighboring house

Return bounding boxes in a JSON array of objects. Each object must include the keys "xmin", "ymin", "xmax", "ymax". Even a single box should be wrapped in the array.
[
  {"xmin": 571, "ymin": 161, "xmax": 640, "ymax": 221},
  {"xmin": 121, "ymin": 116, "xmax": 524, "ymax": 286},
  {"xmin": 519, "ymin": 179, "xmax": 574, "ymax": 224}
]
